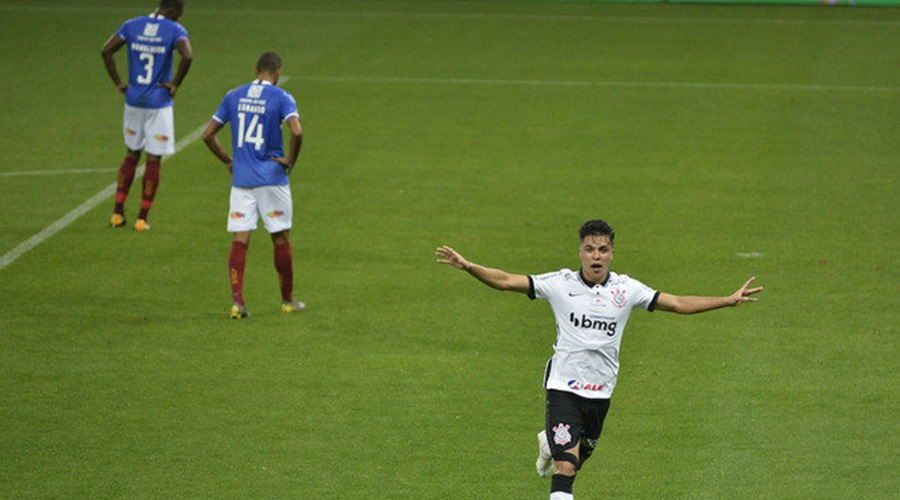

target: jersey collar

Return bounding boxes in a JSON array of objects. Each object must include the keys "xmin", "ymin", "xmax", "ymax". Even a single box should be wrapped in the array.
[{"xmin": 579, "ymin": 268, "xmax": 610, "ymax": 288}]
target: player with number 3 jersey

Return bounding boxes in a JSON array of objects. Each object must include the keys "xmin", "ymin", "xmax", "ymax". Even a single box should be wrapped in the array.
[{"xmin": 101, "ymin": 0, "xmax": 192, "ymax": 231}]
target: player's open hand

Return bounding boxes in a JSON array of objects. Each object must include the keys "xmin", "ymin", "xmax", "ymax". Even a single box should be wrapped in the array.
[
  {"xmin": 729, "ymin": 277, "xmax": 764, "ymax": 306},
  {"xmin": 436, "ymin": 245, "xmax": 471, "ymax": 271}
]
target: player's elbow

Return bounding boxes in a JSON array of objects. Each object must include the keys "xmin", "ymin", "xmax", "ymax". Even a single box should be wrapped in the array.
[{"xmin": 202, "ymin": 122, "xmax": 221, "ymax": 141}]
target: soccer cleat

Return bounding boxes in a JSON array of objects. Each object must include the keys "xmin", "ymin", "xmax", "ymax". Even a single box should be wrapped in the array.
[
  {"xmin": 536, "ymin": 430, "xmax": 553, "ymax": 478},
  {"xmin": 110, "ymin": 213, "xmax": 126, "ymax": 227},
  {"xmin": 230, "ymin": 303, "xmax": 250, "ymax": 319},
  {"xmin": 281, "ymin": 300, "xmax": 307, "ymax": 314},
  {"xmin": 134, "ymin": 218, "xmax": 151, "ymax": 231}
]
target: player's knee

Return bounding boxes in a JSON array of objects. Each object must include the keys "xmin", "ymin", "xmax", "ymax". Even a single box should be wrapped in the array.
[{"xmin": 553, "ymin": 452, "xmax": 579, "ymax": 476}]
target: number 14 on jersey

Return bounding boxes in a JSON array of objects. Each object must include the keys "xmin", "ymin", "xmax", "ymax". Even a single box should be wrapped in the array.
[{"xmin": 237, "ymin": 112, "xmax": 264, "ymax": 151}]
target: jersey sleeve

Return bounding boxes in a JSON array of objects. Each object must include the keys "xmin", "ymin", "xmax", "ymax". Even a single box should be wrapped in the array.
[
  {"xmin": 173, "ymin": 21, "xmax": 189, "ymax": 42},
  {"xmin": 280, "ymin": 91, "xmax": 300, "ymax": 123},
  {"xmin": 529, "ymin": 270, "xmax": 564, "ymax": 301},
  {"xmin": 628, "ymin": 276, "xmax": 660, "ymax": 312},
  {"xmin": 211, "ymin": 92, "xmax": 232, "ymax": 125},
  {"xmin": 114, "ymin": 19, "xmax": 131, "ymax": 42}
]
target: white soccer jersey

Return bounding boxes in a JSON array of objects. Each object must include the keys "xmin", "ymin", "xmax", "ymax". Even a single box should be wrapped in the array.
[{"xmin": 529, "ymin": 269, "xmax": 660, "ymax": 399}]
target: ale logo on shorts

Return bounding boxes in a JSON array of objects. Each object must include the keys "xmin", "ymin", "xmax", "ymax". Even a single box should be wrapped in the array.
[
  {"xmin": 154, "ymin": 135, "xmax": 169, "ymax": 142},
  {"xmin": 125, "ymin": 128, "xmax": 137, "ymax": 136},
  {"xmin": 552, "ymin": 423, "xmax": 572, "ymax": 446},
  {"xmin": 567, "ymin": 379, "xmax": 605, "ymax": 392},
  {"xmin": 266, "ymin": 210, "xmax": 285, "ymax": 218},
  {"xmin": 230, "ymin": 211, "xmax": 246, "ymax": 219},
  {"xmin": 610, "ymin": 289, "xmax": 627, "ymax": 308}
]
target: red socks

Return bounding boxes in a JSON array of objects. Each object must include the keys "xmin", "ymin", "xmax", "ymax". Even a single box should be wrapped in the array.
[
  {"xmin": 138, "ymin": 156, "xmax": 161, "ymax": 221},
  {"xmin": 229, "ymin": 241, "xmax": 248, "ymax": 306},
  {"xmin": 113, "ymin": 155, "xmax": 160, "ymax": 221},
  {"xmin": 274, "ymin": 242, "xmax": 294, "ymax": 302},
  {"xmin": 113, "ymin": 155, "xmax": 138, "ymax": 215},
  {"xmin": 230, "ymin": 241, "xmax": 295, "ymax": 306}
]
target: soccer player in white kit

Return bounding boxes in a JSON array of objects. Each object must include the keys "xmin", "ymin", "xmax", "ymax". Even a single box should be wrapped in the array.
[
  {"xmin": 101, "ymin": 0, "xmax": 192, "ymax": 231},
  {"xmin": 436, "ymin": 220, "xmax": 763, "ymax": 500}
]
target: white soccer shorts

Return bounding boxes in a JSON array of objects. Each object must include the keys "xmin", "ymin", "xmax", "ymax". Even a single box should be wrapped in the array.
[
  {"xmin": 122, "ymin": 104, "xmax": 175, "ymax": 156},
  {"xmin": 227, "ymin": 184, "xmax": 293, "ymax": 234}
]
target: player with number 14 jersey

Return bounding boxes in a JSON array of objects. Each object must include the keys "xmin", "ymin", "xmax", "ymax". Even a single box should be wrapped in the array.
[{"xmin": 211, "ymin": 80, "xmax": 299, "ymax": 188}]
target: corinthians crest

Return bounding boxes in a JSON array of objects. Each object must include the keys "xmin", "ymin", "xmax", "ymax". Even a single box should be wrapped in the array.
[
  {"xmin": 610, "ymin": 289, "xmax": 627, "ymax": 308},
  {"xmin": 552, "ymin": 423, "xmax": 572, "ymax": 446}
]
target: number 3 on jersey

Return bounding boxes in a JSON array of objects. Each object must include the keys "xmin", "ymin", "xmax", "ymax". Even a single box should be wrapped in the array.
[
  {"xmin": 137, "ymin": 53, "xmax": 154, "ymax": 84},
  {"xmin": 237, "ymin": 112, "xmax": 264, "ymax": 151}
]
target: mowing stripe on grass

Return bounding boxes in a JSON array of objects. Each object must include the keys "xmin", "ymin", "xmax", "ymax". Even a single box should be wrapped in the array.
[
  {"xmin": 1, "ymin": 5, "xmax": 897, "ymax": 28},
  {"xmin": 296, "ymin": 75, "xmax": 899, "ymax": 94}
]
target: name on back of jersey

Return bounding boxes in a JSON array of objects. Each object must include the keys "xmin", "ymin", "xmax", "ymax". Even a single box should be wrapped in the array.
[{"xmin": 238, "ymin": 85, "xmax": 267, "ymax": 115}]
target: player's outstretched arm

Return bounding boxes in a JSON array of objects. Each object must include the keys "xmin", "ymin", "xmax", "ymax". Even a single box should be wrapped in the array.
[
  {"xmin": 436, "ymin": 245, "xmax": 530, "ymax": 293},
  {"xmin": 655, "ymin": 277, "xmax": 763, "ymax": 315}
]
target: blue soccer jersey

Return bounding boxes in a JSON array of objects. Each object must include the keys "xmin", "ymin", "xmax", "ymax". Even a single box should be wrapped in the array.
[
  {"xmin": 212, "ymin": 80, "xmax": 300, "ymax": 188},
  {"xmin": 116, "ymin": 13, "xmax": 189, "ymax": 109}
]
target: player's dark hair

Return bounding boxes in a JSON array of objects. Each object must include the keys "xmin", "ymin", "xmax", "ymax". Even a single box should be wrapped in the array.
[
  {"xmin": 159, "ymin": 0, "xmax": 184, "ymax": 10},
  {"xmin": 579, "ymin": 219, "xmax": 615, "ymax": 246},
  {"xmin": 256, "ymin": 52, "xmax": 283, "ymax": 74}
]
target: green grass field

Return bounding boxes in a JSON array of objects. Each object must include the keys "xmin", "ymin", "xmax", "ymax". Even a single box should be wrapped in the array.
[{"xmin": 0, "ymin": 1, "xmax": 897, "ymax": 498}]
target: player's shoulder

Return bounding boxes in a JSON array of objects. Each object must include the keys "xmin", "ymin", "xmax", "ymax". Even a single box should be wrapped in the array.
[
  {"xmin": 607, "ymin": 272, "xmax": 653, "ymax": 291},
  {"xmin": 166, "ymin": 19, "xmax": 189, "ymax": 36},
  {"xmin": 268, "ymin": 85, "xmax": 296, "ymax": 100},
  {"xmin": 606, "ymin": 272, "xmax": 637, "ymax": 285},
  {"xmin": 532, "ymin": 268, "xmax": 577, "ymax": 282}
]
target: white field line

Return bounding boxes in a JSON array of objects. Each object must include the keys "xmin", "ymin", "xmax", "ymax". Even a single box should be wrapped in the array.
[
  {"xmin": 0, "ymin": 123, "xmax": 205, "ymax": 271},
  {"xmin": 0, "ymin": 168, "xmax": 116, "ymax": 177}
]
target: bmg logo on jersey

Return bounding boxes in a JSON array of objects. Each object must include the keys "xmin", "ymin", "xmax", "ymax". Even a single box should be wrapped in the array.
[{"xmin": 569, "ymin": 312, "xmax": 618, "ymax": 336}]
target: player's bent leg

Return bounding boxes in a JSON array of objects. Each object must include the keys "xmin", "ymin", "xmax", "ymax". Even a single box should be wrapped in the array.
[
  {"xmin": 553, "ymin": 452, "xmax": 579, "ymax": 476},
  {"xmin": 549, "ymin": 442, "xmax": 579, "ymax": 499},
  {"xmin": 577, "ymin": 437, "xmax": 598, "ymax": 470}
]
